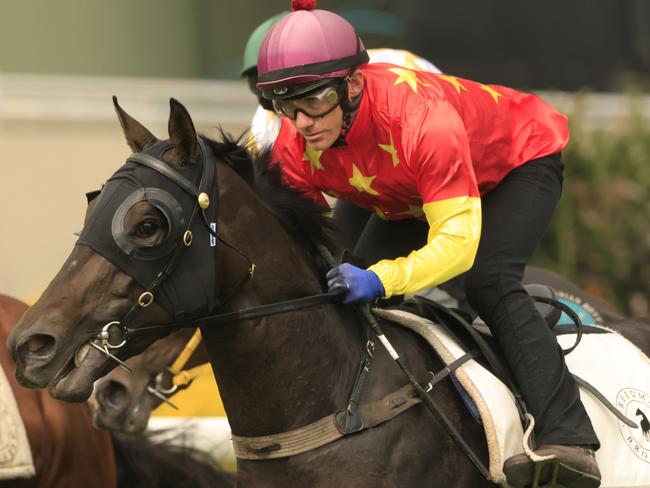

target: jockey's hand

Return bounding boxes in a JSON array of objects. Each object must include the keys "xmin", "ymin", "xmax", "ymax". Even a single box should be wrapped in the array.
[{"xmin": 326, "ymin": 263, "xmax": 385, "ymax": 304}]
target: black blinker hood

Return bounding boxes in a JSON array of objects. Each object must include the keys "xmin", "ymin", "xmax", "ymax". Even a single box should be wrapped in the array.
[{"xmin": 77, "ymin": 139, "xmax": 220, "ymax": 320}]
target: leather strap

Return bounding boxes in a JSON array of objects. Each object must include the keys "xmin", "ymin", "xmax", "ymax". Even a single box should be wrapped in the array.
[
  {"xmin": 126, "ymin": 291, "xmax": 341, "ymax": 336},
  {"xmin": 335, "ymin": 324, "xmax": 375, "ymax": 434},
  {"xmin": 232, "ymin": 348, "xmax": 476, "ymax": 461},
  {"xmin": 232, "ymin": 382, "xmax": 422, "ymax": 460},
  {"xmin": 126, "ymin": 153, "xmax": 200, "ymax": 197},
  {"xmin": 169, "ymin": 329, "xmax": 202, "ymax": 375}
]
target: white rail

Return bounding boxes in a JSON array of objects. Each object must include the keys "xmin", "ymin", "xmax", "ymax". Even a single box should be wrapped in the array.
[{"xmin": 0, "ymin": 73, "xmax": 257, "ymax": 129}]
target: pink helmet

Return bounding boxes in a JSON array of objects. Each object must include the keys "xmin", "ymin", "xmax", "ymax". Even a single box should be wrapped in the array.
[{"xmin": 256, "ymin": 0, "xmax": 369, "ymax": 99}]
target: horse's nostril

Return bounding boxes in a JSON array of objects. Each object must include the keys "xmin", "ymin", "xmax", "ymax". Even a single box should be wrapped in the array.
[
  {"xmin": 20, "ymin": 334, "xmax": 55, "ymax": 358},
  {"xmin": 98, "ymin": 380, "xmax": 129, "ymax": 410}
]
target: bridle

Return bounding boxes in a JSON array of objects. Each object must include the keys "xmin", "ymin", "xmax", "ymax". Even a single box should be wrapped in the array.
[
  {"xmin": 82, "ymin": 139, "xmax": 339, "ymax": 372},
  {"xmin": 81, "ymin": 138, "xmax": 240, "ymax": 368},
  {"xmin": 146, "ymin": 328, "xmax": 204, "ymax": 409}
]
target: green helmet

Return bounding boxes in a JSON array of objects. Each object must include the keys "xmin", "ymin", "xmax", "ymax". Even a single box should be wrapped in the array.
[{"xmin": 240, "ymin": 12, "xmax": 288, "ymax": 77}]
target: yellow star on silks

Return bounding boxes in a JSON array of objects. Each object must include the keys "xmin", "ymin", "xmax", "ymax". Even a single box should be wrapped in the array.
[
  {"xmin": 373, "ymin": 206, "xmax": 388, "ymax": 220},
  {"xmin": 398, "ymin": 204, "xmax": 424, "ymax": 218},
  {"xmin": 349, "ymin": 164, "xmax": 380, "ymax": 195},
  {"xmin": 436, "ymin": 74, "xmax": 468, "ymax": 95},
  {"xmin": 378, "ymin": 133, "xmax": 400, "ymax": 167},
  {"xmin": 479, "ymin": 83, "xmax": 503, "ymax": 104},
  {"xmin": 302, "ymin": 144, "xmax": 324, "ymax": 174},
  {"xmin": 389, "ymin": 67, "xmax": 430, "ymax": 93}
]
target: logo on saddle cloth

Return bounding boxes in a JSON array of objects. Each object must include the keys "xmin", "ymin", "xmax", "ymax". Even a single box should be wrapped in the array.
[
  {"xmin": 555, "ymin": 291, "xmax": 603, "ymax": 326},
  {"xmin": 618, "ymin": 388, "xmax": 650, "ymax": 463}
]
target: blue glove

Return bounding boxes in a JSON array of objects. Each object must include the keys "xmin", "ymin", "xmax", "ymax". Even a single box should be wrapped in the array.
[{"xmin": 326, "ymin": 263, "xmax": 385, "ymax": 304}]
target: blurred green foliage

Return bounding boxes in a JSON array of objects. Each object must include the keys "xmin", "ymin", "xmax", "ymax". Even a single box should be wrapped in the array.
[{"xmin": 533, "ymin": 94, "xmax": 650, "ymax": 317}]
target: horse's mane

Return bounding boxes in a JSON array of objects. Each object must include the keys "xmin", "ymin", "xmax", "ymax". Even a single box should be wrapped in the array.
[
  {"xmin": 201, "ymin": 131, "xmax": 338, "ymax": 272},
  {"xmin": 111, "ymin": 431, "xmax": 234, "ymax": 488}
]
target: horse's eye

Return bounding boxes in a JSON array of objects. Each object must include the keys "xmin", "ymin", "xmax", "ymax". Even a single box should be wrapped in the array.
[{"xmin": 136, "ymin": 219, "xmax": 160, "ymax": 238}]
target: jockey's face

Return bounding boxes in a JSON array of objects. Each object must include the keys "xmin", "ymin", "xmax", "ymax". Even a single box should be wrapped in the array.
[
  {"xmin": 290, "ymin": 104, "xmax": 344, "ymax": 151},
  {"xmin": 287, "ymin": 70, "xmax": 364, "ymax": 151}
]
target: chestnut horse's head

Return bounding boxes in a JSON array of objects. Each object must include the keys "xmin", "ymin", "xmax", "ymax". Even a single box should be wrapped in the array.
[{"xmin": 8, "ymin": 98, "xmax": 223, "ymax": 401}]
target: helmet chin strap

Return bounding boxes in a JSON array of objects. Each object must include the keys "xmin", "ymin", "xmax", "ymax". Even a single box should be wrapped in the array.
[{"xmin": 333, "ymin": 75, "xmax": 363, "ymax": 147}]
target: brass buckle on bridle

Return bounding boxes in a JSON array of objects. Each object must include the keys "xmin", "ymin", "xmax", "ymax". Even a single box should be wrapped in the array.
[{"xmin": 89, "ymin": 321, "xmax": 132, "ymax": 373}]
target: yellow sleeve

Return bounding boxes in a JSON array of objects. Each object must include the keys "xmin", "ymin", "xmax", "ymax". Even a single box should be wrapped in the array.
[{"xmin": 368, "ymin": 196, "xmax": 481, "ymax": 298}]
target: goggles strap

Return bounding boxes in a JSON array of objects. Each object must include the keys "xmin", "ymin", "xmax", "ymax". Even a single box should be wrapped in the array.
[{"xmin": 332, "ymin": 78, "xmax": 362, "ymax": 146}]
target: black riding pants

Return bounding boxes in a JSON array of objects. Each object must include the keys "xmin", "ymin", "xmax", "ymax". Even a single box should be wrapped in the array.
[{"xmin": 332, "ymin": 154, "xmax": 599, "ymax": 448}]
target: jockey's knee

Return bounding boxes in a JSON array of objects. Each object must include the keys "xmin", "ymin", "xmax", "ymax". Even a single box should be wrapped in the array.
[{"xmin": 464, "ymin": 265, "xmax": 524, "ymax": 317}]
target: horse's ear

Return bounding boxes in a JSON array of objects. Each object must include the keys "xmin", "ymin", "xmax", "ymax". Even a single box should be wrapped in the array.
[
  {"xmin": 168, "ymin": 98, "xmax": 198, "ymax": 164},
  {"xmin": 112, "ymin": 96, "xmax": 159, "ymax": 153}
]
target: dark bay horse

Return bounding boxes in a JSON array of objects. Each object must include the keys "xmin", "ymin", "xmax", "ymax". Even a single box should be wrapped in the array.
[
  {"xmin": 94, "ymin": 264, "xmax": 632, "ymax": 441},
  {"xmin": 0, "ymin": 294, "xmax": 233, "ymax": 488},
  {"xmin": 93, "ymin": 327, "xmax": 211, "ymax": 435},
  {"xmin": 8, "ymin": 99, "xmax": 492, "ymax": 487}
]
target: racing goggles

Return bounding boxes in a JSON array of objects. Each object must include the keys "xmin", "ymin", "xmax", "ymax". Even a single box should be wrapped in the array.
[{"xmin": 272, "ymin": 85, "xmax": 341, "ymax": 120}]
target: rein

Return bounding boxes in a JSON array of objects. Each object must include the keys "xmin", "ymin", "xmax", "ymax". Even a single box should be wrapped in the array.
[
  {"xmin": 124, "ymin": 291, "xmax": 342, "ymax": 336},
  {"xmin": 145, "ymin": 328, "xmax": 203, "ymax": 409},
  {"xmin": 169, "ymin": 328, "xmax": 203, "ymax": 376}
]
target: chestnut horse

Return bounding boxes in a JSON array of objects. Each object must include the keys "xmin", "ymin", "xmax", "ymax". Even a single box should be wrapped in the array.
[
  {"xmin": 8, "ymin": 99, "xmax": 496, "ymax": 487},
  {"xmin": 1, "ymin": 294, "xmax": 233, "ymax": 488},
  {"xmin": 0, "ymin": 294, "xmax": 115, "ymax": 487}
]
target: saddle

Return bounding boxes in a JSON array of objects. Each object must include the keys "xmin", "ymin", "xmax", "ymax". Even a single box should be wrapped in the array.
[{"xmin": 375, "ymin": 286, "xmax": 650, "ymax": 487}]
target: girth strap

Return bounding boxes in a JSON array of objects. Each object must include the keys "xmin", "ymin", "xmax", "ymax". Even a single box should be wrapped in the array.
[
  {"xmin": 232, "ymin": 382, "xmax": 422, "ymax": 460},
  {"xmin": 232, "ymin": 351, "xmax": 475, "ymax": 461}
]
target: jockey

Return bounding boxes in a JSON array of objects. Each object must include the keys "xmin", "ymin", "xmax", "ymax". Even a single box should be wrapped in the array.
[
  {"xmin": 257, "ymin": 1, "xmax": 601, "ymax": 487},
  {"xmin": 240, "ymin": 12, "xmax": 441, "ymax": 154},
  {"xmin": 241, "ymin": 11, "xmax": 454, "ymax": 274}
]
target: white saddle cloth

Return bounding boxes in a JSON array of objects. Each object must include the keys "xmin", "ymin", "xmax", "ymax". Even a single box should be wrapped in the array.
[
  {"xmin": 374, "ymin": 308, "xmax": 650, "ymax": 488},
  {"xmin": 0, "ymin": 365, "xmax": 35, "ymax": 480}
]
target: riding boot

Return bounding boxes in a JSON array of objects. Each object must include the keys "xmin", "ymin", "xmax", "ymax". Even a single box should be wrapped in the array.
[{"xmin": 503, "ymin": 444, "xmax": 601, "ymax": 487}]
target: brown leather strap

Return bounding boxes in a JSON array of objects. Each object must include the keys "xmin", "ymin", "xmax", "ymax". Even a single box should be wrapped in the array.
[
  {"xmin": 232, "ymin": 383, "xmax": 422, "ymax": 460},
  {"xmin": 359, "ymin": 383, "xmax": 421, "ymax": 428}
]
